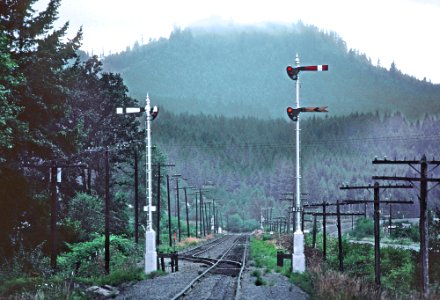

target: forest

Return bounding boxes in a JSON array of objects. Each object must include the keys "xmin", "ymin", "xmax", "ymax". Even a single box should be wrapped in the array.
[
  {"xmin": 1, "ymin": 0, "xmax": 440, "ymax": 298},
  {"xmin": 103, "ymin": 21, "xmax": 440, "ymax": 120}
]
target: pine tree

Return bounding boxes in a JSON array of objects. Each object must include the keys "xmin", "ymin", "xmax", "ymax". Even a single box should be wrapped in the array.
[
  {"xmin": 1, "ymin": 0, "xmax": 82, "ymax": 162},
  {"xmin": 0, "ymin": 0, "xmax": 82, "ymax": 259}
]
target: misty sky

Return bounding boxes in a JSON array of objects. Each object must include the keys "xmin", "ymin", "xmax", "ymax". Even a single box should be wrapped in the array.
[{"xmin": 34, "ymin": 0, "xmax": 440, "ymax": 83}]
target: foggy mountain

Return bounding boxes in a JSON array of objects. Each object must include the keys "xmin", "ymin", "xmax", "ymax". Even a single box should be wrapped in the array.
[{"xmin": 102, "ymin": 21, "xmax": 440, "ymax": 120}]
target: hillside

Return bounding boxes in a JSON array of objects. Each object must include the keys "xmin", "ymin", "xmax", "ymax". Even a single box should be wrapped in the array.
[
  {"xmin": 151, "ymin": 110, "xmax": 440, "ymax": 225},
  {"xmin": 103, "ymin": 21, "xmax": 440, "ymax": 119}
]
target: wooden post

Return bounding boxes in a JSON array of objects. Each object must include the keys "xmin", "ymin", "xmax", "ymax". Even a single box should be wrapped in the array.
[
  {"xmin": 337, "ymin": 200, "xmax": 344, "ymax": 272},
  {"xmin": 174, "ymin": 252, "xmax": 179, "ymax": 272},
  {"xmin": 372, "ymin": 155, "xmax": 440, "ymax": 298},
  {"xmin": 167, "ymin": 175, "xmax": 172, "ymax": 247},
  {"xmin": 155, "ymin": 163, "xmax": 161, "ymax": 245},
  {"xmin": 50, "ymin": 163, "xmax": 57, "ymax": 270},
  {"xmin": 373, "ymin": 182, "xmax": 381, "ymax": 285},
  {"xmin": 175, "ymin": 178, "xmax": 181, "ymax": 242},
  {"xmin": 200, "ymin": 189, "xmax": 205, "ymax": 237},
  {"xmin": 420, "ymin": 155, "xmax": 429, "ymax": 298},
  {"xmin": 312, "ymin": 214, "xmax": 317, "ymax": 248},
  {"xmin": 195, "ymin": 193, "xmax": 198, "ymax": 238},
  {"xmin": 322, "ymin": 201, "xmax": 327, "ymax": 261},
  {"xmin": 204, "ymin": 203, "xmax": 209, "ymax": 235},
  {"xmin": 277, "ymin": 251, "xmax": 283, "ymax": 267},
  {"xmin": 104, "ymin": 148, "xmax": 110, "ymax": 274},
  {"xmin": 301, "ymin": 210, "xmax": 305, "ymax": 232},
  {"xmin": 134, "ymin": 149, "xmax": 139, "ymax": 244},
  {"xmin": 160, "ymin": 256, "xmax": 165, "ymax": 271},
  {"xmin": 184, "ymin": 188, "xmax": 190, "ymax": 238}
]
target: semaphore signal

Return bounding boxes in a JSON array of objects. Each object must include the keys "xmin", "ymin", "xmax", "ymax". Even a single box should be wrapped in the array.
[
  {"xmin": 116, "ymin": 94, "xmax": 159, "ymax": 274},
  {"xmin": 287, "ymin": 106, "xmax": 328, "ymax": 121},
  {"xmin": 285, "ymin": 54, "xmax": 329, "ymax": 274},
  {"xmin": 286, "ymin": 64, "xmax": 329, "ymax": 80}
]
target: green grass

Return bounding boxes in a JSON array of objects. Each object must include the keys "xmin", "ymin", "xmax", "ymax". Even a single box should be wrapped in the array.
[
  {"xmin": 251, "ymin": 269, "xmax": 261, "ymax": 277},
  {"xmin": 250, "ymin": 237, "xmax": 287, "ymax": 272},
  {"xmin": 249, "ymin": 236, "xmax": 314, "ymax": 295},
  {"xmin": 75, "ymin": 267, "xmax": 150, "ymax": 286}
]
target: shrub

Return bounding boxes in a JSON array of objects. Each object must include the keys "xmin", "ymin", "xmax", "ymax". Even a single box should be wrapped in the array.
[
  {"xmin": 352, "ymin": 217, "xmax": 374, "ymax": 239},
  {"xmin": 58, "ymin": 235, "xmax": 142, "ymax": 278}
]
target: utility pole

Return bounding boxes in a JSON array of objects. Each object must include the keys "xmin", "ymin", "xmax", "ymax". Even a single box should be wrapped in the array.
[
  {"xmin": 184, "ymin": 187, "xmax": 190, "ymax": 238},
  {"xmin": 173, "ymin": 175, "xmax": 182, "ymax": 242},
  {"xmin": 104, "ymin": 148, "xmax": 110, "ymax": 274},
  {"xmin": 153, "ymin": 163, "xmax": 174, "ymax": 246},
  {"xmin": 176, "ymin": 185, "xmax": 195, "ymax": 238},
  {"xmin": 166, "ymin": 175, "xmax": 172, "ymax": 247},
  {"xmin": 279, "ymin": 192, "xmax": 307, "ymax": 233},
  {"xmin": 200, "ymin": 189, "xmax": 205, "ymax": 237},
  {"xmin": 195, "ymin": 192, "xmax": 199, "ymax": 237},
  {"xmin": 43, "ymin": 161, "xmax": 86, "ymax": 270},
  {"xmin": 49, "ymin": 163, "xmax": 57, "ymax": 270},
  {"xmin": 285, "ymin": 55, "xmax": 328, "ymax": 273},
  {"xmin": 117, "ymin": 94, "xmax": 159, "ymax": 273},
  {"xmin": 134, "ymin": 148, "xmax": 139, "ymax": 244},
  {"xmin": 373, "ymin": 155, "xmax": 440, "ymax": 298},
  {"xmin": 303, "ymin": 201, "xmax": 333, "ymax": 261},
  {"xmin": 304, "ymin": 201, "xmax": 363, "ymax": 263},
  {"xmin": 204, "ymin": 202, "xmax": 210, "ymax": 235},
  {"xmin": 340, "ymin": 182, "xmax": 413, "ymax": 285}
]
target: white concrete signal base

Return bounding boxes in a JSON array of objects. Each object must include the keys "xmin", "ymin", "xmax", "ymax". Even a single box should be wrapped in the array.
[
  {"xmin": 292, "ymin": 231, "xmax": 306, "ymax": 272},
  {"xmin": 144, "ymin": 229, "xmax": 157, "ymax": 272}
]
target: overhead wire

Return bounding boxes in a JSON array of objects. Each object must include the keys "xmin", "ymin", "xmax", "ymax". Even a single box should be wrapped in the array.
[{"xmin": 158, "ymin": 133, "xmax": 440, "ymax": 150}]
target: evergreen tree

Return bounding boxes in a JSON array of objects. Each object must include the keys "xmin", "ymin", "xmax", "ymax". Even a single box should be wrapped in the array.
[{"xmin": 1, "ymin": 0, "xmax": 82, "ymax": 163}]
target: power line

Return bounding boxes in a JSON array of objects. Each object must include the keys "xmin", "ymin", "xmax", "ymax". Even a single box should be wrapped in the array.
[{"xmin": 158, "ymin": 134, "xmax": 440, "ymax": 150}]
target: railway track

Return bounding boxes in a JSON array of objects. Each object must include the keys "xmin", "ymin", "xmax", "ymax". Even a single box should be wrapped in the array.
[{"xmin": 172, "ymin": 234, "xmax": 249, "ymax": 300}]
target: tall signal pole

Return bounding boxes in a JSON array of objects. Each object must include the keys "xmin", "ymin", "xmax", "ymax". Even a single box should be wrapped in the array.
[
  {"xmin": 286, "ymin": 54, "xmax": 328, "ymax": 273},
  {"xmin": 117, "ymin": 94, "xmax": 159, "ymax": 274},
  {"xmin": 144, "ymin": 95, "xmax": 156, "ymax": 273},
  {"xmin": 293, "ymin": 54, "xmax": 305, "ymax": 272}
]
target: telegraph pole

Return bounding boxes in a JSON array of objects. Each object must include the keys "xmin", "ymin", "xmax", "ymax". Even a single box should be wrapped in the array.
[
  {"xmin": 184, "ymin": 187, "xmax": 190, "ymax": 237},
  {"xmin": 175, "ymin": 185, "xmax": 195, "ymax": 238},
  {"xmin": 340, "ymin": 182, "xmax": 413, "ymax": 285},
  {"xmin": 304, "ymin": 202, "xmax": 363, "ymax": 269},
  {"xmin": 166, "ymin": 175, "xmax": 172, "ymax": 247},
  {"xmin": 40, "ymin": 161, "xmax": 86, "ymax": 270},
  {"xmin": 104, "ymin": 148, "xmax": 110, "ymax": 274},
  {"xmin": 200, "ymin": 188, "xmax": 206, "ymax": 237},
  {"xmin": 373, "ymin": 155, "xmax": 440, "ymax": 298},
  {"xmin": 195, "ymin": 192, "xmax": 199, "ymax": 237},
  {"xmin": 153, "ymin": 163, "xmax": 174, "ymax": 246},
  {"xmin": 134, "ymin": 148, "xmax": 139, "ymax": 243},
  {"xmin": 175, "ymin": 176, "xmax": 181, "ymax": 241},
  {"xmin": 49, "ymin": 163, "xmax": 57, "ymax": 270}
]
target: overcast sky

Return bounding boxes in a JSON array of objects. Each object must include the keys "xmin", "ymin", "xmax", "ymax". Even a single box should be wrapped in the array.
[{"xmin": 35, "ymin": 0, "xmax": 440, "ymax": 83}]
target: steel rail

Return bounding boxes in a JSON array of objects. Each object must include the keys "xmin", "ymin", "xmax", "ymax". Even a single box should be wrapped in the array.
[
  {"xmin": 234, "ymin": 235, "xmax": 249, "ymax": 300},
  {"xmin": 171, "ymin": 235, "xmax": 246, "ymax": 300}
]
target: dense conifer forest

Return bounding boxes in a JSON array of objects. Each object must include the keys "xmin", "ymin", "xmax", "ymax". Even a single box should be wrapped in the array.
[{"xmin": 153, "ymin": 110, "xmax": 440, "ymax": 226}]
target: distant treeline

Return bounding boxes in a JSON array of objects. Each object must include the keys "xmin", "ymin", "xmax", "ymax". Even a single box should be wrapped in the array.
[{"xmin": 153, "ymin": 110, "xmax": 440, "ymax": 223}]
